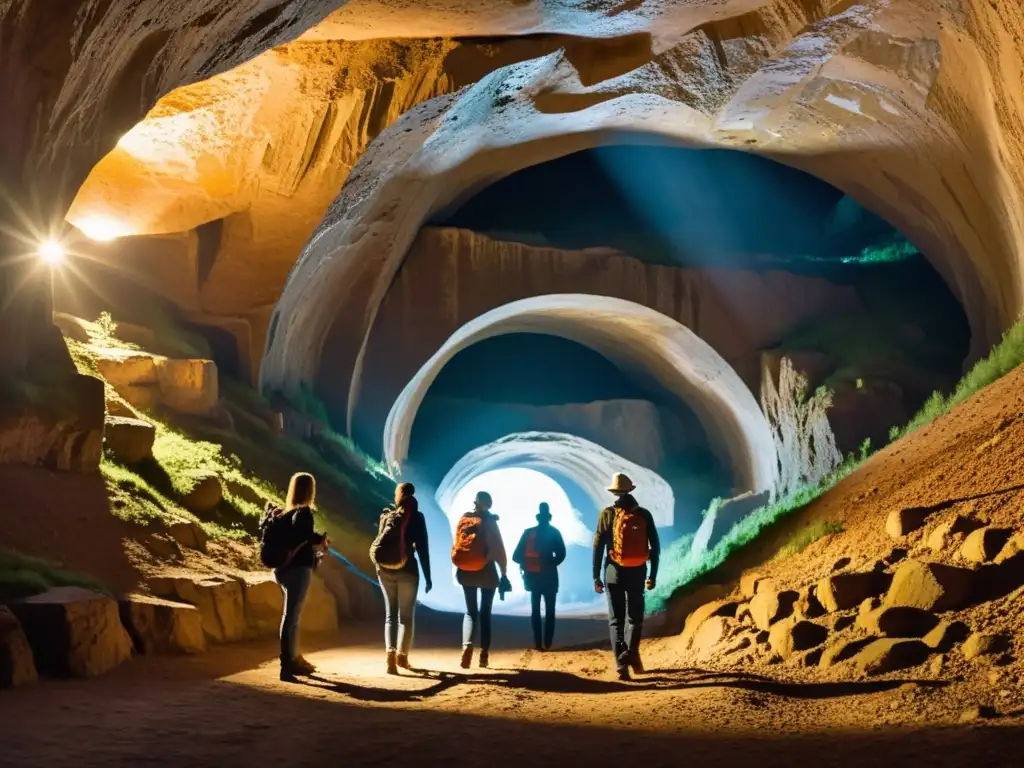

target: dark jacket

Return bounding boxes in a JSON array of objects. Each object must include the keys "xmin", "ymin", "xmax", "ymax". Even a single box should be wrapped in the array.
[
  {"xmin": 592, "ymin": 494, "xmax": 660, "ymax": 587},
  {"xmin": 455, "ymin": 510, "xmax": 507, "ymax": 590},
  {"xmin": 376, "ymin": 496, "xmax": 431, "ymax": 582},
  {"xmin": 512, "ymin": 523, "xmax": 566, "ymax": 593},
  {"xmin": 278, "ymin": 505, "xmax": 326, "ymax": 569}
]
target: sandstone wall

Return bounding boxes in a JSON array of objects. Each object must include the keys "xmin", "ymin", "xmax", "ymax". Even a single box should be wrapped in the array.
[{"xmin": 357, "ymin": 226, "xmax": 859, "ymax": 441}]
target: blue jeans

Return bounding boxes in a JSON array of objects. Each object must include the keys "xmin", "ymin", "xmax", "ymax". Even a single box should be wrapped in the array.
[
  {"xmin": 378, "ymin": 569, "xmax": 419, "ymax": 655},
  {"xmin": 274, "ymin": 565, "xmax": 312, "ymax": 664},
  {"xmin": 606, "ymin": 582, "xmax": 644, "ymax": 671},
  {"xmin": 462, "ymin": 586, "xmax": 496, "ymax": 651}
]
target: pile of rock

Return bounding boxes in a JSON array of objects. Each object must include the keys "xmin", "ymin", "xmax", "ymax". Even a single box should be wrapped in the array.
[
  {"xmin": 0, "ymin": 568, "xmax": 344, "ymax": 689},
  {"xmin": 678, "ymin": 510, "xmax": 1023, "ymax": 677},
  {"xmin": 95, "ymin": 351, "xmax": 219, "ymax": 417}
]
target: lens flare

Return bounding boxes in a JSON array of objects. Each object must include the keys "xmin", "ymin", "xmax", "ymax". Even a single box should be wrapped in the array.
[
  {"xmin": 37, "ymin": 240, "xmax": 65, "ymax": 265},
  {"xmin": 73, "ymin": 215, "xmax": 130, "ymax": 242}
]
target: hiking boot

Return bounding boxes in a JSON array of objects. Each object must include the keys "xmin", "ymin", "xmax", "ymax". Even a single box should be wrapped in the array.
[
  {"xmin": 279, "ymin": 665, "xmax": 299, "ymax": 682},
  {"xmin": 396, "ymin": 653, "xmax": 411, "ymax": 670},
  {"xmin": 629, "ymin": 653, "xmax": 645, "ymax": 675},
  {"xmin": 460, "ymin": 644, "xmax": 473, "ymax": 670},
  {"xmin": 292, "ymin": 656, "xmax": 317, "ymax": 675},
  {"xmin": 386, "ymin": 650, "xmax": 398, "ymax": 675},
  {"xmin": 479, "ymin": 651, "xmax": 489, "ymax": 669},
  {"xmin": 534, "ymin": 643, "xmax": 544, "ymax": 652}
]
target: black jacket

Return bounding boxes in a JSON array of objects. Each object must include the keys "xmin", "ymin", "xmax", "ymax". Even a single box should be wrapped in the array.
[
  {"xmin": 278, "ymin": 505, "xmax": 326, "ymax": 569},
  {"xmin": 512, "ymin": 523, "xmax": 566, "ymax": 593},
  {"xmin": 592, "ymin": 494, "xmax": 660, "ymax": 585}
]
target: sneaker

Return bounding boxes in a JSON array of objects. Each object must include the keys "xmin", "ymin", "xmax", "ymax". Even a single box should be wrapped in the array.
[
  {"xmin": 460, "ymin": 644, "xmax": 473, "ymax": 670},
  {"xmin": 386, "ymin": 650, "xmax": 398, "ymax": 675},
  {"xmin": 396, "ymin": 653, "xmax": 411, "ymax": 670},
  {"xmin": 479, "ymin": 651, "xmax": 489, "ymax": 669}
]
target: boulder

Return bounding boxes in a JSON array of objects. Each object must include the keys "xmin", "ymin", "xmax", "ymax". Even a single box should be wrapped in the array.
[
  {"xmin": 885, "ymin": 560, "xmax": 975, "ymax": 612},
  {"xmin": 852, "ymin": 638, "xmax": 931, "ymax": 676},
  {"xmin": 0, "ymin": 606, "xmax": 37, "ymax": 688},
  {"xmin": 768, "ymin": 618, "xmax": 828, "ymax": 660},
  {"xmin": 691, "ymin": 616, "xmax": 731, "ymax": 661},
  {"xmin": 103, "ymin": 415, "xmax": 155, "ymax": 464},
  {"xmin": 960, "ymin": 528, "xmax": 1013, "ymax": 564},
  {"xmin": 148, "ymin": 575, "xmax": 246, "ymax": 643},
  {"xmin": 663, "ymin": 583, "xmax": 733, "ymax": 634},
  {"xmin": 740, "ymin": 571, "xmax": 773, "ymax": 599},
  {"xmin": 995, "ymin": 533, "xmax": 1024, "ymax": 564},
  {"xmin": 155, "ymin": 358, "xmax": 219, "ymax": 416},
  {"xmin": 0, "ymin": 373, "xmax": 104, "ymax": 473},
  {"xmin": 749, "ymin": 589, "xmax": 798, "ymax": 631},
  {"xmin": 817, "ymin": 571, "xmax": 889, "ymax": 612},
  {"xmin": 118, "ymin": 385, "xmax": 161, "ymax": 412},
  {"xmin": 167, "ymin": 521, "xmax": 209, "ymax": 552},
  {"xmin": 886, "ymin": 507, "xmax": 929, "ymax": 539},
  {"xmin": 819, "ymin": 635, "xmax": 876, "ymax": 669},
  {"xmin": 10, "ymin": 587, "xmax": 132, "ymax": 677},
  {"xmin": 794, "ymin": 584, "xmax": 826, "ymax": 619},
  {"xmin": 680, "ymin": 599, "xmax": 740, "ymax": 648},
  {"xmin": 242, "ymin": 575, "xmax": 284, "ymax": 638},
  {"xmin": 926, "ymin": 515, "xmax": 984, "ymax": 553},
  {"xmin": 300, "ymin": 575, "xmax": 339, "ymax": 633},
  {"xmin": 856, "ymin": 606, "xmax": 940, "ymax": 638},
  {"xmin": 922, "ymin": 621, "xmax": 970, "ymax": 652},
  {"xmin": 95, "ymin": 354, "xmax": 159, "ymax": 387},
  {"xmin": 962, "ymin": 632, "xmax": 1007, "ymax": 661},
  {"xmin": 182, "ymin": 475, "xmax": 222, "ymax": 513},
  {"xmin": 118, "ymin": 594, "xmax": 205, "ymax": 655}
]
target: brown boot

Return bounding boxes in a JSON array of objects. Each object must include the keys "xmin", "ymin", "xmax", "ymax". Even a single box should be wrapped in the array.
[
  {"xmin": 460, "ymin": 644, "xmax": 473, "ymax": 670},
  {"xmin": 386, "ymin": 650, "xmax": 398, "ymax": 675},
  {"xmin": 396, "ymin": 653, "xmax": 411, "ymax": 670},
  {"xmin": 629, "ymin": 652, "xmax": 645, "ymax": 675}
]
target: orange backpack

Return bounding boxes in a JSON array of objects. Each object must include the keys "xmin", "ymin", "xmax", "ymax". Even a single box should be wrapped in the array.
[
  {"xmin": 451, "ymin": 513, "xmax": 490, "ymax": 571},
  {"xmin": 609, "ymin": 506, "xmax": 649, "ymax": 568},
  {"xmin": 523, "ymin": 529, "xmax": 543, "ymax": 574}
]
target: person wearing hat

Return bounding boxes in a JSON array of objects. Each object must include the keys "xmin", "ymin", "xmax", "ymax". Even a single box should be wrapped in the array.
[
  {"xmin": 512, "ymin": 502, "xmax": 567, "ymax": 651},
  {"xmin": 592, "ymin": 472, "xmax": 660, "ymax": 680}
]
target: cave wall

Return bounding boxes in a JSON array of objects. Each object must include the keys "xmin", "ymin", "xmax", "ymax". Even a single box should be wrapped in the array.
[
  {"xmin": 263, "ymin": 0, "xmax": 1024, "ymax": 431},
  {"xmin": 357, "ymin": 226, "xmax": 860, "ymax": 441}
]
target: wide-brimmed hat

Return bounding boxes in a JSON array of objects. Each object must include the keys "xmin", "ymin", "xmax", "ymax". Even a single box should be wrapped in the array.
[{"xmin": 607, "ymin": 473, "xmax": 636, "ymax": 494}]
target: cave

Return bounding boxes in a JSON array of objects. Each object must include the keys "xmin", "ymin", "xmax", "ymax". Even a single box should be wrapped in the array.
[{"xmin": 4, "ymin": 2, "xmax": 1024, "ymax": 757}]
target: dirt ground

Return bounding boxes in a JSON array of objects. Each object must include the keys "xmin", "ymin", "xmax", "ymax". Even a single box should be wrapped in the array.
[{"xmin": 2, "ymin": 614, "xmax": 1023, "ymax": 768}]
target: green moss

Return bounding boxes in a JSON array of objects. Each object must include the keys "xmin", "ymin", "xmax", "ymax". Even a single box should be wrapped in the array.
[
  {"xmin": 773, "ymin": 520, "xmax": 844, "ymax": 560},
  {"xmin": 0, "ymin": 549, "xmax": 106, "ymax": 600}
]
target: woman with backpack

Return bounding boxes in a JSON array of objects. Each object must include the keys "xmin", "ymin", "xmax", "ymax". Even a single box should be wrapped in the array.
[
  {"xmin": 451, "ymin": 490, "xmax": 509, "ymax": 669},
  {"xmin": 260, "ymin": 472, "xmax": 329, "ymax": 681},
  {"xmin": 370, "ymin": 482, "xmax": 432, "ymax": 675}
]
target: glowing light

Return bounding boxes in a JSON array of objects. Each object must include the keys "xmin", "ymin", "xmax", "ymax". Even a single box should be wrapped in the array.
[
  {"xmin": 73, "ymin": 215, "xmax": 130, "ymax": 242},
  {"xmin": 37, "ymin": 240, "xmax": 65, "ymax": 265},
  {"xmin": 449, "ymin": 467, "xmax": 586, "ymax": 600}
]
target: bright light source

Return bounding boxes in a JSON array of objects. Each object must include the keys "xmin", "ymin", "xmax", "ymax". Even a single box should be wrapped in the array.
[
  {"xmin": 38, "ymin": 240, "xmax": 65, "ymax": 265},
  {"xmin": 73, "ymin": 215, "xmax": 129, "ymax": 242}
]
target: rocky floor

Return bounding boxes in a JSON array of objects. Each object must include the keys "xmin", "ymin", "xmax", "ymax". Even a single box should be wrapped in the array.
[{"xmin": 1, "ymin": 618, "xmax": 1023, "ymax": 768}]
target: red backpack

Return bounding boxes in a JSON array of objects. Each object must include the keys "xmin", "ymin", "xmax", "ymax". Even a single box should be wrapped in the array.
[
  {"xmin": 523, "ymin": 529, "xmax": 543, "ymax": 574},
  {"xmin": 609, "ymin": 506, "xmax": 649, "ymax": 568},
  {"xmin": 451, "ymin": 513, "xmax": 490, "ymax": 571}
]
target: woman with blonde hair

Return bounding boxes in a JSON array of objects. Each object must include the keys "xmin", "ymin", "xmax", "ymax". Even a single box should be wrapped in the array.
[{"xmin": 259, "ymin": 471, "xmax": 329, "ymax": 681}]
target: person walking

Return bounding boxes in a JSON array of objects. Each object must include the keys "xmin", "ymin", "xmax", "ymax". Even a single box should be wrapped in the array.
[
  {"xmin": 592, "ymin": 473, "xmax": 660, "ymax": 681},
  {"xmin": 258, "ymin": 472, "xmax": 330, "ymax": 681},
  {"xmin": 451, "ymin": 490, "xmax": 509, "ymax": 669},
  {"xmin": 512, "ymin": 502, "xmax": 566, "ymax": 651},
  {"xmin": 370, "ymin": 481, "xmax": 432, "ymax": 675}
]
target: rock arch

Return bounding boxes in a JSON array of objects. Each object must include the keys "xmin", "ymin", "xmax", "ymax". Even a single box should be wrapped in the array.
[{"xmin": 382, "ymin": 294, "xmax": 778, "ymax": 496}]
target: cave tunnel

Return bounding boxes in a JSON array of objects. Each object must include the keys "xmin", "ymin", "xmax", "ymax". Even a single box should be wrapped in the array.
[{"xmin": 340, "ymin": 143, "xmax": 971, "ymax": 616}]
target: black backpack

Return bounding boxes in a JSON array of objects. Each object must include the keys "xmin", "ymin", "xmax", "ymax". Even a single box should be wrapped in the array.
[
  {"xmin": 370, "ymin": 507, "xmax": 411, "ymax": 570},
  {"xmin": 259, "ymin": 505, "xmax": 302, "ymax": 568}
]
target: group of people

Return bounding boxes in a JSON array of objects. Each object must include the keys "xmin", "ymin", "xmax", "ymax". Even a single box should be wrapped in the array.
[{"xmin": 261, "ymin": 470, "xmax": 660, "ymax": 683}]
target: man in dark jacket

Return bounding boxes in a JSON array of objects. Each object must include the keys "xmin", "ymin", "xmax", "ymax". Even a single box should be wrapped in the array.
[
  {"xmin": 592, "ymin": 473, "xmax": 660, "ymax": 681},
  {"xmin": 513, "ymin": 503, "xmax": 567, "ymax": 651}
]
